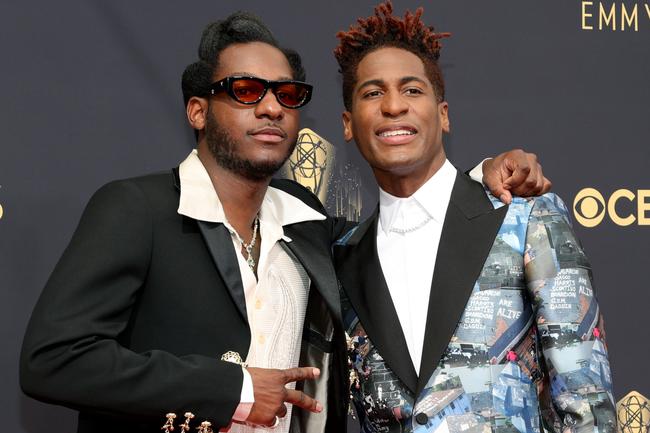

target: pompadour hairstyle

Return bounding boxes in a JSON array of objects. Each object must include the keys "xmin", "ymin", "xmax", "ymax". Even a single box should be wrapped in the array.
[
  {"xmin": 334, "ymin": 1, "xmax": 450, "ymax": 110},
  {"xmin": 181, "ymin": 12, "xmax": 306, "ymax": 107}
]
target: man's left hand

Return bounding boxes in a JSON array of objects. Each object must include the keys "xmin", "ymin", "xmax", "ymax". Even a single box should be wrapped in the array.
[{"xmin": 483, "ymin": 149, "xmax": 552, "ymax": 204}]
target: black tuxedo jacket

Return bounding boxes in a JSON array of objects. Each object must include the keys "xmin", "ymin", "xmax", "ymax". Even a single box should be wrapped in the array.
[{"xmin": 20, "ymin": 169, "xmax": 348, "ymax": 433}]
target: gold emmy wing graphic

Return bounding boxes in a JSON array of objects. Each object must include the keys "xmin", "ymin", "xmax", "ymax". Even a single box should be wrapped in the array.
[
  {"xmin": 618, "ymin": 390, "xmax": 650, "ymax": 433},
  {"xmin": 283, "ymin": 128, "xmax": 335, "ymax": 203}
]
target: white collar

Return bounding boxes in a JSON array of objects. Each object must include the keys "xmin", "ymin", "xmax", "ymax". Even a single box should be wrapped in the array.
[
  {"xmin": 177, "ymin": 150, "xmax": 326, "ymax": 233},
  {"xmin": 378, "ymin": 159, "xmax": 457, "ymax": 235}
]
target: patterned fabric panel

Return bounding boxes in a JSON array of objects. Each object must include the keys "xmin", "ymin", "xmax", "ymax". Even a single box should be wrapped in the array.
[{"xmin": 342, "ymin": 194, "xmax": 615, "ymax": 433}]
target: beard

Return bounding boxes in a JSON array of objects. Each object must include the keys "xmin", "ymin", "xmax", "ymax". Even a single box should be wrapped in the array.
[{"xmin": 205, "ymin": 112, "xmax": 296, "ymax": 181}]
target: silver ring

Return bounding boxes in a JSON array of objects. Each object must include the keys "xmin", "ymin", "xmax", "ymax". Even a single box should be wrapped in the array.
[{"xmin": 268, "ymin": 416, "xmax": 280, "ymax": 429}]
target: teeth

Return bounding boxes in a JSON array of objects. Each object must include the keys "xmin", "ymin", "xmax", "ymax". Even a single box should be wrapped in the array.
[{"xmin": 379, "ymin": 130, "xmax": 415, "ymax": 137}]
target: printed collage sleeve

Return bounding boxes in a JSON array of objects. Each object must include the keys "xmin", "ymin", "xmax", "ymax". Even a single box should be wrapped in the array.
[{"xmin": 524, "ymin": 194, "xmax": 617, "ymax": 433}]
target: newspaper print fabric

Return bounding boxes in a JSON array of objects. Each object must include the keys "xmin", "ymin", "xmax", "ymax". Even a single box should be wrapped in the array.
[{"xmin": 343, "ymin": 194, "xmax": 616, "ymax": 433}]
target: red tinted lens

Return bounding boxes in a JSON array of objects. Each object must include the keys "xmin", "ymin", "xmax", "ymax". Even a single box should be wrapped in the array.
[
  {"xmin": 274, "ymin": 83, "xmax": 308, "ymax": 107},
  {"xmin": 231, "ymin": 79, "xmax": 266, "ymax": 103}
]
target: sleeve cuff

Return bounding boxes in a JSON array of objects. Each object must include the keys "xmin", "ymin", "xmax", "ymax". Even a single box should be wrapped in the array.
[
  {"xmin": 232, "ymin": 367, "xmax": 254, "ymax": 422},
  {"xmin": 469, "ymin": 158, "xmax": 490, "ymax": 184}
]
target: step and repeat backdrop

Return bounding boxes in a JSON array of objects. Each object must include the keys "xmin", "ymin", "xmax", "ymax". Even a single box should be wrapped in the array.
[{"xmin": 1, "ymin": 1, "xmax": 648, "ymax": 432}]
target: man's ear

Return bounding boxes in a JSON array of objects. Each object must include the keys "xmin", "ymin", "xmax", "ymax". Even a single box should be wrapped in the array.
[
  {"xmin": 342, "ymin": 111, "xmax": 353, "ymax": 142},
  {"xmin": 186, "ymin": 96, "xmax": 209, "ymax": 131},
  {"xmin": 439, "ymin": 101, "xmax": 450, "ymax": 134}
]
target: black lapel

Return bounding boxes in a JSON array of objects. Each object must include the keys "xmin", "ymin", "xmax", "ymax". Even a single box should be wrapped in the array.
[
  {"xmin": 335, "ymin": 208, "xmax": 419, "ymax": 394},
  {"xmin": 416, "ymin": 171, "xmax": 508, "ymax": 396},
  {"xmin": 283, "ymin": 223, "xmax": 341, "ymax": 320},
  {"xmin": 173, "ymin": 167, "xmax": 248, "ymax": 324},
  {"xmin": 197, "ymin": 221, "xmax": 248, "ymax": 324}
]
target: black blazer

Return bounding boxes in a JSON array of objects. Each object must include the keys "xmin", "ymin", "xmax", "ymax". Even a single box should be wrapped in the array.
[{"xmin": 20, "ymin": 169, "xmax": 348, "ymax": 433}]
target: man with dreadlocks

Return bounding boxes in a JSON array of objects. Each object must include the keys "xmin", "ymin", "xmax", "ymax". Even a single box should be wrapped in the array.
[{"xmin": 333, "ymin": 3, "xmax": 616, "ymax": 433}]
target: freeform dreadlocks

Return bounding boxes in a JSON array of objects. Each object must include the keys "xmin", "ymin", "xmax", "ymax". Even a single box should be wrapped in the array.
[{"xmin": 334, "ymin": 1, "xmax": 451, "ymax": 110}]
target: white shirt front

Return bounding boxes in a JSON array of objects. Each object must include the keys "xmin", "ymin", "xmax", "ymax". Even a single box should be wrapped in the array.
[
  {"xmin": 177, "ymin": 150, "xmax": 326, "ymax": 433},
  {"xmin": 376, "ymin": 160, "xmax": 457, "ymax": 374}
]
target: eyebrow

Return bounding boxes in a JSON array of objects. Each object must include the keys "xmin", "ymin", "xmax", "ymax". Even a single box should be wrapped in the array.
[
  {"xmin": 357, "ymin": 76, "xmax": 428, "ymax": 91},
  {"xmin": 399, "ymin": 76, "xmax": 428, "ymax": 86}
]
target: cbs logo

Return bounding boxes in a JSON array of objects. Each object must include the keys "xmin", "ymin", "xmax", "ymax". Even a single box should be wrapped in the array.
[{"xmin": 573, "ymin": 188, "xmax": 650, "ymax": 227}]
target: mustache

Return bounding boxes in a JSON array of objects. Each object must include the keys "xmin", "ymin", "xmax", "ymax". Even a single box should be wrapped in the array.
[{"xmin": 247, "ymin": 123, "xmax": 288, "ymax": 138}]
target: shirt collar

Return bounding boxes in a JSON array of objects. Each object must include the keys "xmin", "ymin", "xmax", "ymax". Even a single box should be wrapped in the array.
[
  {"xmin": 177, "ymin": 150, "xmax": 326, "ymax": 233},
  {"xmin": 378, "ymin": 159, "xmax": 457, "ymax": 234}
]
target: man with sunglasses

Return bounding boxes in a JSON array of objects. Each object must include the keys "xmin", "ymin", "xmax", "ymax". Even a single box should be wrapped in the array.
[{"xmin": 20, "ymin": 11, "xmax": 549, "ymax": 433}]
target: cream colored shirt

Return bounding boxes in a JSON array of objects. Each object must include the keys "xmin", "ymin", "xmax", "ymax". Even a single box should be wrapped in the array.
[{"xmin": 178, "ymin": 150, "xmax": 326, "ymax": 432}]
